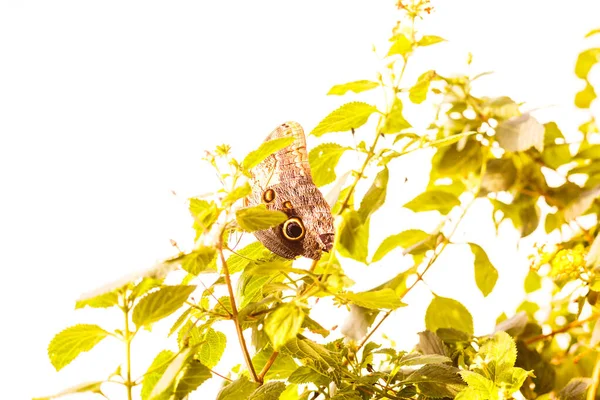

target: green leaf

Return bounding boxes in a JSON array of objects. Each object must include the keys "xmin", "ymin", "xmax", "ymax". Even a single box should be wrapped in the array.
[
  {"xmin": 425, "ymin": 296, "xmax": 474, "ymax": 335},
  {"xmin": 559, "ymin": 378, "xmax": 593, "ymax": 400},
  {"xmin": 481, "ymin": 158, "xmax": 518, "ymax": 193},
  {"xmin": 409, "ymin": 70, "xmax": 437, "ymax": 104},
  {"xmin": 381, "ymin": 97, "xmax": 411, "ymax": 134},
  {"xmin": 248, "ymin": 381, "xmax": 286, "ymax": 400},
  {"xmin": 174, "ymin": 360, "xmax": 212, "ymax": 400},
  {"xmin": 227, "ymin": 241, "xmax": 270, "ymax": 274},
  {"xmin": 217, "ymin": 376, "xmax": 260, "ymax": 400},
  {"xmin": 223, "ymin": 182, "xmax": 252, "ymax": 207},
  {"xmin": 418, "ymin": 35, "xmax": 446, "ymax": 46},
  {"xmin": 575, "ymin": 48, "xmax": 600, "ymax": 79},
  {"xmin": 238, "ymin": 270, "xmax": 284, "ymax": 308},
  {"xmin": 75, "ymin": 291, "xmax": 118, "ymax": 309},
  {"xmin": 586, "ymin": 28, "xmax": 600, "ymax": 38},
  {"xmin": 418, "ymin": 331, "xmax": 449, "ymax": 356},
  {"xmin": 236, "ymin": 204, "xmax": 288, "ymax": 232},
  {"xmin": 265, "ymin": 303, "xmax": 305, "ymax": 350},
  {"xmin": 370, "ymin": 265, "xmax": 419, "ymax": 295},
  {"xmin": 338, "ymin": 288, "xmax": 406, "ymax": 310},
  {"xmin": 33, "ymin": 381, "xmax": 104, "ymax": 400},
  {"xmin": 150, "ymin": 349, "xmax": 192, "ymax": 399},
  {"xmin": 311, "ymin": 102, "xmax": 379, "ymax": 137},
  {"xmin": 132, "ymin": 285, "xmax": 196, "ymax": 328},
  {"xmin": 358, "ymin": 167, "xmax": 388, "ymax": 221},
  {"xmin": 242, "ymin": 136, "xmax": 295, "ymax": 170},
  {"xmin": 398, "ymin": 353, "xmax": 451, "ymax": 366},
  {"xmin": 499, "ymin": 367, "xmax": 531, "ymax": 394},
  {"xmin": 469, "ymin": 243, "xmax": 498, "ymax": 297},
  {"xmin": 495, "ymin": 312, "xmax": 528, "ymax": 337},
  {"xmin": 141, "ymin": 350, "xmax": 175, "ymax": 400},
  {"xmin": 338, "ymin": 209, "xmax": 369, "ymax": 263},
  {"xmin": 575, "ymin": 81, "xmax": 597, "ymax": 109},
  {"xmin": 327, "ymin": 80, "xmax": 379, "ymax": 95},
  {"xmin": 372, "ymin": 229, "xmax": 435, "ymax": 263},
  {"xmin": 404, "ymin": 190, "xmax": 460, "ymax": 215},
  {"xmin": 282, "ymin": 338, "xmax": 342, "ymax": 384},
  {"xmin": 48, "ymin": 324, "xmax": 110, "ymax": 371},
  {"xmin": 198, "ymin": 328, "xmax": 226, "ymax": 368},
  {"xmin": 189, "ymin": 198, "xmax": 219, "ymax": 239},
  {"xmin": 175, "ymin": 246, "xmax": 217, "ymax": 275},
  {"xmin": 387, "ymin": 33, "xmax": 412, "ymax": 56},
  {"xmin": 288, "ymin": 366, "xmax": 330, "ymax": 385},
  {"xmin": 524, "ymin": 269, "xmax": 542, "ymax": 293},
  {"xmin": 309, "ymin": 143, "xmax": 351, "ymax": 187},
  {"xmin": 403, "ymin": 363, "xmax": 464, "ymax": 385},
  {"xmin": 496, "ymin": 114, "xmax": 545, "ymax": 152},
  {"xmin": 479, "ymin": 331, "xmax": 517, "ymax": 382},
  {"xmin": 459, "ymin": 371, "xmax": 498, "ymax": 400},
  {"xmin": 253, "ymin": 349, "xmax": 298, "ymax": 380}
]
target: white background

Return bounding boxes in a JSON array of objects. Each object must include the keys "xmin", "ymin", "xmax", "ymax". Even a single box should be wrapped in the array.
[{"xmin": 1, "ymin": 1, "xmax": 599, "ymax": 399}]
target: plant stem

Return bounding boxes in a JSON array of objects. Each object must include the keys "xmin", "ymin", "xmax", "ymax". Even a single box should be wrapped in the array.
[
  {"xmin": 525, "ymin": 313, "xmax": 600, "ymax": 345},
  {"xmin": 122, "ymin": 293, "xmax": 133, "ymax": 400},
  {"xmin": 217, "ymin": 236, "xmax": 259, "ymax": 382},
  {"xmin": 588, "ymin": 352, "xmax": 600, "ymax": 400},
  {"xmin": 257, "ymin": 350, "xmax": 279, "ymax": 383}
]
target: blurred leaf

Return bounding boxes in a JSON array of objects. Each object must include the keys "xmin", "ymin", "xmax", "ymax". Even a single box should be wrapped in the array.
[
  {"xmin": 327, "ymin": 80, "xmax": 379, "ymax": 95},
  {"xmin": 338, "ymin": 288, "xmax": 406, "ymax": 310},
  {"xmin": 494, "ymin": 312, "xmax": 528, "ymax": 337},
  {"xmin": 409, "ymin": 70, "xmax": 437, "ymax": 104},
  {"xmin": 198, "ymin": 329, "xmax": 226, "ymax": 368},
  {"xmin": 381, "ymin": 97, "xmax": 411, "ymax": 133},
  {"xmin": 283, "ymin": 338, "xmax": 342, "ymax": 384},
  {"xmin": 563, "ymin": 185, "xmax": 600, "ymax": 221},
  {"xmin": 75, "ymin": 290, "xmax": 118, "ymax": 310},
  {"xmin": 399, "ymin": 353, "xmax": 451, "ymax": 366},
  {"xmin": 265, "ymin": 303, "xmax": 305, "ymax": 350},
  {"xmin": 189, "ymin": 199, "xmax": 219, "ymax": 239},
  {"xmin": 153, "ymin": 350, "xmax": 193, "ymax": 400},
  {"xmin": 309, "ymin": 143, "xmax": 351, "ymax": 187},
  {"xmin": 303, "ymin": 315, "xmax": 329, "ymax": 338},
  {"xmin": 425, "ymin": 296, "xmax": 474, "ymax": 335},
  {"xmin": 575, "ymin": 81, "xmax": 597, "ymax": 109},
  {"xmin": 417, "ymin": 331, "xmax": 449, "ymax": 356},
  {"xmin": 575, "ymin": 48, "xmax": 600, "ymax": 79},
  {"xmin": 387, "ymin": 33, "xmax": 412, "ymax": 56},
  {"xmin": 372, "ymin": 229, "xmax": 435, "ymax": 262},
  {"xmin": 591, "ymin": 320, "xmax": 600, "ymax": 347},
  {"xmin": 217, "ymin": 376, "xmax": 259, "ymax": 400},
  {"xmin": 242, "ymin": 136, "xmax": 295, "ymax": 170},
  {"xmin": 524, "ymin": 269, "xmax": 542, "ymax": 293},
  {"xmin": 248, "ymin": 381, "xmax": 286, "ymax": 400},
  {"xmin": 496, "ymin": 114, "xmax": 544, "ymax": 152},
  {"xmin": 141, "ymin": 350, "xmax": 174, "ymax": 400},
  {"xmin": 288, "ymin": 366, "xmax": 330, "ymax": 386},
  {"xmin": 482, "ymin": 96, "xmax": 520, "ymax": 119},
  {"xmin": 133, "ymin": 285, "xmax": 196, "ymax": 328},
  {"xmin": 338, "ymin": 209, "xmax": 369, "ymax": 263},
  {"xmin": 586, "ymin": 234, "xmax": 600, "ymax": 269},
  {"xmin": 370, "ymin": 265, "xmax": 419, "ymax": 295},
  {"xmin": 340, "ymin": 305, "xmax": 378, "ymax": 341},
  {"xmin": 311, "ymin": 102, "xmax": 378, "ymax": 136},
  {"xmin": 48, "ymin": 324, "xmax": 110, "ymax": 371},
  {"xmin": 577, "ymin": 144, "xmax": 600, "ymax": 160},
  {"xmin": 558, "ymin": 378, "xmax": 593, "ymax": 400},
  {"xmin": 469, "ymin": 243, "xmax": 498, "ymax": 297},
  {"xmin": 404, "ymin": 190, "xmax": 460, "ymax": 215},
  {"xmin": 585, "ymin": 28, "xmax": 600, "ymax": 38},
  {"xmin": 481, "ymin": 158, "xmax": 518, "ymax": 193},
  {"xmin": 418, "ymin": 35, "xmax": 446, "ymax": 46},
  {"xmin": 174, "ymin": 360, "xmax": 212, "ymax": 400},
  {"xmin": 222, "ymin": 183, "xmax": 252, "ymax": 207},
  {"xmin": 236, "ymin": 204, "xmax": 288, "ymax": 232},
  {"xmin": 437, "ymin": 139, "xmax": 482, "ymax": 176},
  {"xmin": 33, "ymin": 381, "xmax": 104, "ymax": 400},
  {"xmin": 253, "ymin": 349, "xmax": 298, "ymax": 380},
  {"xmin": 358, "ymin": 167, "xmax": 388, "ymax": 221},
  {"xmin": 175, "ymin": 246, "xmax": 216, "ymax": 275}
]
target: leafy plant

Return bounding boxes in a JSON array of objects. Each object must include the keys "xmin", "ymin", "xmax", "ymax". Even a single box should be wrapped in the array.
[{"xmin": 40, "ymin": 2, "xmax": 600, "ymax": 400}]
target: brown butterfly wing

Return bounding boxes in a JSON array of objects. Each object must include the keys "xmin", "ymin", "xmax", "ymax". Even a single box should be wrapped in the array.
[{"xmin": 246, "ymin": 122, "xmax": 335, "ymax": 260}]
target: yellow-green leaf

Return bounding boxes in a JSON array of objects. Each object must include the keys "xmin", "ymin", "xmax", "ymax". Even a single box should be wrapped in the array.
[
  {"xmin": 309, "ymin": 143, "xmax": 351, "ymax": 187},
  {"xmin": 404, "ymin": 190, "xmax": 460, "ymax": 215},
  {"xmin": 248, "ymin": 381, "xmax": 287, "ymax": 400},
  {"xmin": 75, "ymin": 291, "xmax": 119, "ymax": 309},
  {"xmin": 575, "ymin": 48, "xmax": 600, "ymax": 79},
  {"xmin": 425, "ymin": 296, "xmax": 474, "ymax": 335},
  {"xmin": 418, "ymin": 35, "xmax": 446, "ymax": 46},
  {"xmin": 132, "ymin": 285, "xmax": 197, "ymax": 328},
  {"xmin": 469, "ymin": 243, "xmax": 498, "ymax": 297},
  {"xmin": 409, "ymin": 70, "xmax": 437, "ymax": 104},
  {"xmin": 381, "ymin": 97, "xmax": 411, "ymax": 134},
  {"xmin": 338, "ymin": 288, "xmax": 407, "ymax": 310},
  {"xmin": 236, "ymin": 204, "xmax": 288, "ymax": 232},
  {"xmin": 372, "ymin": 229, "xmax": 435, "ymax": 263},
  {"xmin": 311, "ymin": 102, "xmax": 378, "ymax": 137},
  {"xmin": 48, "ymin": 324, "xmax": 110, "ymax": 371},
  {"xmin": 387, "ymin": 33, "xmax": 412, "ymax": 56},
  {"xmin": 338, "ymin": 209, "xmax": 370, "ymax": 263},
  {"xmin": 358, "ymin": 167, "xmax": 389, "ymax": 222},
  {"xmin": 265, "ymin": 303, "xmax": 305, "ymax": 350},
  {"xmin": 575, "ymin": 81, "xmax": 597, "ymax": 109},
  {"xmin": 198, "ymin": 329, "xmax": 226, "ymax": 368},
  {"xmin": 174, "ymin": 360, "xmax": 212, "ymax": 400},
  {"xmin": 217, "ymin": 376, "xmax": 260, "ymax": 400},
  {"xmin": 223, "ymin": 182, "xmax": 252, "ymax": 207},
  {"xmin": 141, "ymin": 350, "xmax": 175, "ymax": 400},
  {"xmin": 327, "ymin": 80, "xmax": 379, "ymax": 95},
  {"xmin": 242, "ymin": 136, "xmax": 295, "ymax": 170}
]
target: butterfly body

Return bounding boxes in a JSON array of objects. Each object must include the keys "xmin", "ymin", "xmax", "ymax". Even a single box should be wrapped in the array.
[{"xmin": 246, "ymin": 122, "xmax": 334, "ymax": 260}]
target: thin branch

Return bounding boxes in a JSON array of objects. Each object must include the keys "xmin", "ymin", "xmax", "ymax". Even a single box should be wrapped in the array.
[
  {"xmin": 121, "ymin": 291, "xmax": 134, "ymax": 400},
  {"xmin": 210, "ymin": 368, "xmax": 233, "ymax": 382},
  {"xmin": 588, "ymin": 352, "xmax": 600, "ymax": 400},
  {"xmin": 218, "ymin": 236, "xmax": 259, "ymax": 382},
  {"xmin": 525, "ymin": 313, "xmax": 600, "ymax": 345},
  {"xmin": 257, "ymin": 351, "xmax": 279, "ymax": 383}
]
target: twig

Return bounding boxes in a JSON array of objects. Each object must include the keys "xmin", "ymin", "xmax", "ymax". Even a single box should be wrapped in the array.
[
  {"xmin": 257, "ymin": 351, "xmax": 279, "ymax": 383},
  {"xmin": 120, "ymin": 291, "xmax": 134, "ymax": 400},
  {"xmin": 217, "ymin": 236, "xmax": 259, "ymax": 382},
  {"xmin": 210, "ymin": 368, "xmax": 233, "ymax": 382},
  {"xmin": 525, "ymin": 313, "xmax": 600, "ymax": 345},
  {"xmin": 588, "ymin": 352, "xmax": 600, "ymax": 400}
]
